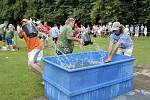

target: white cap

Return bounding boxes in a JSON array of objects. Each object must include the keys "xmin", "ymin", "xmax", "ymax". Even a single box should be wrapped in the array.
[
  {"xmin": 8, "ymin": 24, "xmax": 13, "ymax": 28},
  {"xmin": 111, "ymin": 22, "xmax": 121, "ymax": 31}
]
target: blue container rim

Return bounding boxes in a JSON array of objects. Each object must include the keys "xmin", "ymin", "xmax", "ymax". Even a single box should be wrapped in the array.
[{"xmin": 42, "ymin": 51, "xmax": 135, "ymax": 72}]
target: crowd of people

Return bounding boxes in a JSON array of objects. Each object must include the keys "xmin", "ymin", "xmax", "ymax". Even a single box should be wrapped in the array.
[
  {"xmin": 0, "ymin": 18, "xmax": 148, "ymax": 84},
  {"xmin": 0, "ymin": 18, "xmax": 83, "ymax": 82},
  {"xmin": 0, "ymin": 21, "xmax": 16, "ymax": 51},
  {"xmin": 90, "ymin": 23, "xmax": 148, "ymax": 38},
  {"xmin": 0, "ymin": 19, "xmax": 148, "ymax": 52}
]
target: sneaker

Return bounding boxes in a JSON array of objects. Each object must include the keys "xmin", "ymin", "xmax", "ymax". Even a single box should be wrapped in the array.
[
  {"xmin": 40, "ymin": 81, "xmax": 44, "ymax": 85},
  {"xmin": 1, "ymin": 46, "xmax": 7, "ymax": 51},
  {"xmin": 11, "ymin": 49, "xmax": 16, "ymax": 51}
]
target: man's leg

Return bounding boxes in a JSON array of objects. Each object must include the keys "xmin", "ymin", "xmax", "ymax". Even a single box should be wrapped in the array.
[
  {"xmin": 28, "ymin": 61, "xmax": 43, "ymax": 76},
  {"xmin": 28, "ymin": 49, "xmax": 43, "ymax": 76}
]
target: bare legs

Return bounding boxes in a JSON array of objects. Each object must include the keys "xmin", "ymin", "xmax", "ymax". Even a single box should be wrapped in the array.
[{"xmin": 28, "ymin": 61, "xmax": 43, "ymax": 76}]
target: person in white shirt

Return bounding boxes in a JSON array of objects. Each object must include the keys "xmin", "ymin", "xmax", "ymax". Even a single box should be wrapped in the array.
[
  {"xmin": 124, "ymin": 25, "xmax": 130, "ymax": 35},
  {"xmin": 134, "ymin": 25, "xmax": 139, "ymax": 38},
  {"xmin": 144, "ymin": 26, "xmax": 147, "ymax": 37}
]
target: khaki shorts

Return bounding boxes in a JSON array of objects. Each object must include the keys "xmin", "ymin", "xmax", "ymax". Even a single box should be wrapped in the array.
[
  {"xmin": 117, "ymin": 47, "xmax": 133, "ymax": 56},
  {"xmin": 28, "ymin": 49, "xmax": 43, "ymax": 63}
]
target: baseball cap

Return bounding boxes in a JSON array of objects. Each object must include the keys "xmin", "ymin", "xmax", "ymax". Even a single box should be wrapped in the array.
[
  {"xmin": 21, "ymin": 19, "xmax": 28, "ymax": 24},
  {"xmin": 111, "ymin": 22, "xmax": 121, "ymax": 31},
  {"xmin": 8, "ymin": 24, "xmax": 13, "ymax": 28}
]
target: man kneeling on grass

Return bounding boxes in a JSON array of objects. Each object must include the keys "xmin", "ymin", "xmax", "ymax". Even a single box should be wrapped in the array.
[
  {"xmin": 18, "ymin": 19, "xmax": 43, "ymax": 77},
  {"xmin": 106, "ymin": 22, "xmax": 133, "ymax": 63}
]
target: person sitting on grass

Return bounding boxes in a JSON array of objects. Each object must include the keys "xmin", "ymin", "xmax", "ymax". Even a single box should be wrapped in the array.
[
  {"xmin": 18, "ymin": 19, "xmax": 43, "ymax": 77},
  {"xmin": 106, "ymin": 22, "xmax": 133, "ymax": 63}
]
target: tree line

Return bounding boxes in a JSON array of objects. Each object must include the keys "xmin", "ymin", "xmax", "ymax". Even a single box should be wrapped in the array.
[{"xmin": 0, "ymin": 0, "xmax": 149, "ymax": 28}]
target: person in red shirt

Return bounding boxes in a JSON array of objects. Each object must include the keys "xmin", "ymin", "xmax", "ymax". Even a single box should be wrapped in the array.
[
  {"xmin": 19, "ymin": 19, "xmax": 43, "ymax": 76},
  {"xmin": 43, "ymin": 22, "xmax": 50, "ymax": 35},
  {"xmin": 74, "ymin": 23, "xmax": 80, "ymax": 38},
  {"xmin": 42, "ymin": 22, "xmax": 50, "ymax": 47}
]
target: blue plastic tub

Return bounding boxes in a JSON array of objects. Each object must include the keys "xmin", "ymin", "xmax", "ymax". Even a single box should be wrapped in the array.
[
  {"xmin": 42, "ymin": 51, "xmax": 135, "ymax": 100},
  {"xmin": 44, "ymin": 76, "xmax": 133, "ymax": 100}
]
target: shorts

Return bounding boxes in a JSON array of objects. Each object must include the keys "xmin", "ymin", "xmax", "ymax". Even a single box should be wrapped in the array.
[
  {"xmin": 117, "ymin": 47, "xmax": 133, "ymax": 56},
  {"xmin": 52, "ymin": 37, "xmax": 58, "ymax": 43},
  {"xmin": 6, "ymin": 38, "xmax": 13, "ymax": 45},
  {"xmin": 28, "ymin": 49, "xmax": 43, "ymax": 63}
]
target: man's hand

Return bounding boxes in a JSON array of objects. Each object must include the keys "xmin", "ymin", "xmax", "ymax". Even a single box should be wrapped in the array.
[
  {"xmin": 104, "ymin": 60, "xmax": 112, "ymax": 63},
  {"xmin": 105, "ymin": 56, "xmax": 112, "ymax": 63}
]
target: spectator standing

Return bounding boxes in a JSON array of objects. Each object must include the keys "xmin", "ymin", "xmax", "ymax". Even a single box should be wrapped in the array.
[
  {"xmin": 42, "ymin": 22, "xmax": 50, "ymax": 47},
  {"xmin": 140, "ymin": 24, "xmax": 144, "ymax": 36},
  {"xmin": 144, "ymin": 26, "xmax": 147, "ymax": 37},
  {"xmin": 5, "ymin": 24, "xmax": 15, "ymax": 51},
  {"xmin": 50, "ymin": 24, "xmax": 59, "ymax": 47},
  {"xmin": 129, "ymin": 25, "xmax": 134, "ymax": 37},
  {"xmin": 0, "ymin": 21, "xmax": 8, "ymax": 50},
  {"xmin": 124, "ymin": 25, "xmax": 130, "ymax": 35},
  {"xmin": 80, "ymin": 24, "xmax": 86, "ymax": 38},
  {"xmin": 134, "ymin": 25, "xmax": 139, "ymax": 38},
  {"xmin": 73, "ymin": 23, "xmax": 80, "ymax": 38}
]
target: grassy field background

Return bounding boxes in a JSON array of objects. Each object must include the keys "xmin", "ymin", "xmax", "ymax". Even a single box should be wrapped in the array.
[{"xmin": 0, "ymin": 36, "xmax": 150, "ymax": 100}]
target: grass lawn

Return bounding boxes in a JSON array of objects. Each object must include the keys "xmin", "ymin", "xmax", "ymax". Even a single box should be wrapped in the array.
[{"xmin": 0, "ymin": 36, "xmax": 150, "ymax": 100}]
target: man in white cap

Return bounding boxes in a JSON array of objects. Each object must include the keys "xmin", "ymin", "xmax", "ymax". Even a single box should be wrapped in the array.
[{"xmin": 105, "ymin": 22, "xmax": 133, "ymax": 63}]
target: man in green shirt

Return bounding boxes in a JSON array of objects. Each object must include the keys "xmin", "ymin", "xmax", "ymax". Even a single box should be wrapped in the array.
[{"xmin": 56, "ymin": 18, "xmax": 81, "ymax": 55}]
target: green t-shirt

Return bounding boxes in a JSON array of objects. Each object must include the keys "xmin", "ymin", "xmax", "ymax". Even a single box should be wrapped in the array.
[
  {"xmin": 6, "ymin": 29, "xmax": 15, "ymax": 39},
  {"xmin": 56, "ymin": 25, "xmax": 74, "ymax": 54}
]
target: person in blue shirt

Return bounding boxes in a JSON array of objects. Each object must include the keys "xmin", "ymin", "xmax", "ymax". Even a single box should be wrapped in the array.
[
  {"xmin": 106, "ymin": 22, "xmax": 133, "ymax": 62},
  {"xmin": 140, "ymin": 24, "xmax": 144, "ymax": 36},
  {"xmin": 50, "ymin": 24, "xmax": 59, "ymax": 47}
]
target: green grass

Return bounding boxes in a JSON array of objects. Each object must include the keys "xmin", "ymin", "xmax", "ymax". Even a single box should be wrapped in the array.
[{"xmin": 0, "ymin": 36, "xmax": 150, "ymax": 100}]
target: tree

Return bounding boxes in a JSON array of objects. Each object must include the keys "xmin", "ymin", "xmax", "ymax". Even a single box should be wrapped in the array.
[
  {"xmin": 138, "ymin": 0, "xmax": 150, "ymax": 28},
  {"xmin": 0, "ymin": 0, "xmax": 149, "ymax": 31}
]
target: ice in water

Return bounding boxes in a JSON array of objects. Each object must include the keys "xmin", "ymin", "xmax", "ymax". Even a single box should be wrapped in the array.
[{"xmin": 54, "ymin": 44, "xmax": 107, "ymax": 69}]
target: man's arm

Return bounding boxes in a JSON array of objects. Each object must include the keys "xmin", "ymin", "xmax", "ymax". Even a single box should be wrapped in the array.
[
  {"xmin": 106, "ymin": 42, "xmax": 120, "ymax": 62},
  {"xmin": 68, "ymin": 36, "xmax": 81, "ymax": 43},
  {"xmin": 18, "ymin": 30, "xmax": 24, "ymax": 39},
  {"xmin": 108, "ymin": 45, "xmax": 113, "ymax": 58},
  {"xmin": 66, "ymin": 26, "xmax": 81, "ymax": 44}
]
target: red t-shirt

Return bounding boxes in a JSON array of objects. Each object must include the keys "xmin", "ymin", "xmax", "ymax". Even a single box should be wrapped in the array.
[
  {"xmin": 43, "ymin": 24, "xmax": 50, "ymax": 34},
  {"xmin": 74, "ymin": 25, "xmax": 80, "ymax": 37}
]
